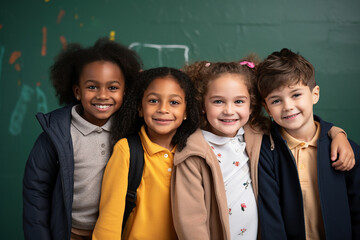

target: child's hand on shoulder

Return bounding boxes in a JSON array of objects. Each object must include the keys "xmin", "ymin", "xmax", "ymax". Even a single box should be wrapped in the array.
[{"xmin": 331, "ymin": 132, "xmax": 355, "ymax": 171}]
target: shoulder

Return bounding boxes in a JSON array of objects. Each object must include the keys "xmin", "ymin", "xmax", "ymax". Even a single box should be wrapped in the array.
[
  {"xmin": 174, "ymin": 129, "xmax": 210, "ymax": 164},
  {"xmin": 106, "ymin": 138, "xmax": 131, "ymax": 172},
  {"xmin": 113, "ymin": 138, "xmax": 130, "ymax": 153},
  {"xmin": 261, "ymin": 134, "xmax": 273, "ymax": 150},
  {"xmin": 314, "ymin": 115, "xmax": 334, "ymax": 136},
  {"xmin": 36, "ymin": 104, "xmax": 73, "ymax": 131}
]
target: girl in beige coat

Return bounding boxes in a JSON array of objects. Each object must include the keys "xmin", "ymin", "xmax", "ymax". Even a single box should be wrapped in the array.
[{"xmin": 171, "ymin": 59, "xmax": 268, "ymax": 239}]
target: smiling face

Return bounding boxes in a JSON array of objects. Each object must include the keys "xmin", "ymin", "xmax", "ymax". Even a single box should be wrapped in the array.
[
  {"xmin": 204, "ymin": 73, "xmax": 251, "ymax": 138},
  {"xmin": 264, "ymin": 83, "xmax": 320, "ymax": 141},
  {"xmin": 139, "ymin": 76, "xmax": 187, "ymax": 147},
  {"xmin": 73, "ymin": 60, "xmax": 125, "ymax": 126}
]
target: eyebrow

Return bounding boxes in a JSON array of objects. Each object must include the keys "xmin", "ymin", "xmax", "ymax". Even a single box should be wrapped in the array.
[
  {"xmin": 145, "ymin": 92, "xmax": 184, "ymax": 99},
  {"xmin": 267, "ymin": 88, "xmax": 304, "ymax": 100},
  {"xmin": 84, "ymin": 80, "xmax": 121, "ymax": 85},
  {"xmin": 209, "ymin": 95, "xmax": 248, "ymax": 99}
]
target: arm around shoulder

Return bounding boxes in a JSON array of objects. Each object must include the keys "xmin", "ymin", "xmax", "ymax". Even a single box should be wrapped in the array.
[{"xmin": 328, "ymin": 126, "xmax": 355, "ymax": 171}]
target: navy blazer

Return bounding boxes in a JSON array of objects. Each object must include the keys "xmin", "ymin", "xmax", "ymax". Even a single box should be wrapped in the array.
[
  {"xmin": 23, "ymin": 104, "xmax": 74, "ymax": 240},
  {"xmin": 258, "ymin": 116, "xmax": 360, "ymax": 240}
]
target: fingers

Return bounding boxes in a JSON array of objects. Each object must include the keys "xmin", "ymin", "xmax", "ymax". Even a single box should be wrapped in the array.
[{"xmin": 331, "ymin": 150, "xmax": 355, "ymax": 171}]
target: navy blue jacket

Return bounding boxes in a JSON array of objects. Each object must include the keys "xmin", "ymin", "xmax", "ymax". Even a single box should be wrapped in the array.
[
  {"xmin": 258, "ymin": 116, "xmax": 360, "ymax": 240},
  {"xmin": 23, "ymin": 105, "xmax": 74, "ymax": 240}
]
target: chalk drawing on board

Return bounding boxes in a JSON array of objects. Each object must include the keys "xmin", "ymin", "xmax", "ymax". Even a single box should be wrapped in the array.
[
  {"xmin": 129, "ymin": 42, "xmax": 189, "ymax": 66},
  {"xmin": 9, "ymin": 84, "xmax": 34, "ymax": 136},
  {"xmin": 36, "ymin": 86, "xmax": 48, "ymax": 113}
]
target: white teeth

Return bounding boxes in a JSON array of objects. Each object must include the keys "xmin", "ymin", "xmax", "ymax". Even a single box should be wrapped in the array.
[
  {"xmin": 221, "ymin": 119, "xmax": 236, "ymax": 122},
  {"xmin": 284, "ymin": 113, "xmax": 298, "ymax": 119},
  {"xmin": 95, "ymin": 105, "xmax": 110, "ymax": 109}
]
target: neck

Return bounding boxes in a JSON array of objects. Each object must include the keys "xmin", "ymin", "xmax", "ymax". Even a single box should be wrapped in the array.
[
  {"xmin": 283, "ymin": 120, "xmax": 317, "ymax": 142},
  {"xmin": 146, "ymin": 128, "xmax": 175, "ymax": 151}
]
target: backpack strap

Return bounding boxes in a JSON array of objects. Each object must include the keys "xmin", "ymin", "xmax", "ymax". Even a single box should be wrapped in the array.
[{"xmin": 122, "ymin": 133, "xmax": 144, "ymax": 232}]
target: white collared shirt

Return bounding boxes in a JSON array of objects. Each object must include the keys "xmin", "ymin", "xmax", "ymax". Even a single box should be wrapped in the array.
[{"xmin": 202, "ymin": 128, "xmax": 258, "ymax": 239}]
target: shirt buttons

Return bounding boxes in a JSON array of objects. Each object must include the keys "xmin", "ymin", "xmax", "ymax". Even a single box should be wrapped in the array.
[
  {"xmin": 168, "ymin": 168, "xmax": 172, "ymax": 172},
  {"xmin": 101, "ymin": 143, "xmax": 105, "ymax": 148},
  {"xmin": 101, "ymin": 150, "xmax": 106, "ymax": 155},
  {"xmin": 164, "ymin": 154, "xmax": 169, "ymax": 158},
  {"xmin": 300, "ymin": 142, "xmax": 305, "ymax": 147}
]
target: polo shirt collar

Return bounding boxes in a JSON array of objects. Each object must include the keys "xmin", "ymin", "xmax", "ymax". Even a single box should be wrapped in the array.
[
  {"xmin": 280, "ymin": 121, "xmax": 320, "ymax": 149},
  {"xmin": 202, "ymin": 127, "xmax": 245, "ymax": 146},
  {"xmin": 140, "ymin": 126, "xmax": 176, "ymax": 156},
  {"xmin": 71, "ymin": 105, "xmax": 112, "ymax": 136}
]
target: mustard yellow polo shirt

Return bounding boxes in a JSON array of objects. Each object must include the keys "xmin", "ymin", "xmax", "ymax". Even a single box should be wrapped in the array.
[
  {"xmin": 281, "ymin": 121, "xmax": 325, "ymax": 240},
  {"xmin": 93, "ymin": 126, "xmax": 177, "ymax": 240}
]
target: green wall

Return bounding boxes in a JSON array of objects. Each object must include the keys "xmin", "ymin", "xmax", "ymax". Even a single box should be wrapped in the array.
[{"xmin": 1, "ymin": 0, "xmax": 359, "ymax": 238}]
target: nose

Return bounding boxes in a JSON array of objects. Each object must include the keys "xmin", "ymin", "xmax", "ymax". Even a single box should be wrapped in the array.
[
  {"xmin": 223, "ymin": 103, "xmax": 234, "ymax": 115},
  {"xmin": 283, "ymin": 99, "xmax": 293, "ymax": 111},
  {"xmin": 96, "ymin": 88, "xmax": 109, "ymax": 99},
  {"xmin": 157, "ymin": 102, "xmax": 169, "ymax": 114}
]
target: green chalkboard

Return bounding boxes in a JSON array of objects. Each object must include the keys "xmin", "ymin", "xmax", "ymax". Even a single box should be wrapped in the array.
[{"xmin": 1, "ymin": 0, "xmax": 359, "ymax": 238}]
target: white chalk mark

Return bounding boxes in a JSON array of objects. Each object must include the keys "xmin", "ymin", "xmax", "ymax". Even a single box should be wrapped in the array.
[{"xmin": 129, "ymin": 42, "xmax": 189, "ymax": 66}]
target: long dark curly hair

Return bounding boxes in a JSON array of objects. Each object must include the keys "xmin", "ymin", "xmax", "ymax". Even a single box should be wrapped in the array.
[
  {"xmin": 50, "ymin": 37, "xmax": 142, "ymax": 105},
  {"xmin": 111, "ymin": 67, "xmax": 200, "ymax": 151}
]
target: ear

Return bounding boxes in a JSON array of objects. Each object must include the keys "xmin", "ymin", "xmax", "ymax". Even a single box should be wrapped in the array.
[
  {"xmin": 138, "ymin": 106, "xmax": 143, "ymax": 117},
  {"xmin": 312, "ymin": 85, "xmax": 320, "ymax": 104},
  {"xmin": 72, "ymin": 85, "xmax": 80, "ymax": 101},
  {"xmin": 262, "ymin": 101, "xmax": 272, "ymax": 117}
]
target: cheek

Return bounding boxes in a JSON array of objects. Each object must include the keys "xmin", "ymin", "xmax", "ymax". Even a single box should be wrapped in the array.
[{"xmin": 205, "ymin": 110, "xmax": 218, "ymax": 126}]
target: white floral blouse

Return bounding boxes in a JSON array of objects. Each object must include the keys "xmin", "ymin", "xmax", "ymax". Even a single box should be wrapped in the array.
[{"xmin": 202, "ymin": 128, "xmax": 258, "ymax": 239}]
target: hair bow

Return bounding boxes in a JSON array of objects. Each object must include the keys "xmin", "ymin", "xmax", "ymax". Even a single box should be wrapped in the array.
[{"xmin": 240, "ymin": 61, "xmax": 255, "ymax": 68}]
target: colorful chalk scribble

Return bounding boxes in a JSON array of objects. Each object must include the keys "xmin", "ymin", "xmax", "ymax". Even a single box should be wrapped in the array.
[
  {"xmin": 110, "ymin": 31, "xmax": 115, "ymax": 41},
  {"xmin": 9, "ymin": 51, "xmax": 21, "ymax": 71},
  {"xmin": 41, "ymin": 27, "xmax": 47, "ymax": 56},
  {"xmin": 60, "ymin": 35, "xmax": 67, "ymax": 50},
  {"xmin": 15, "ymin": 63, "xmax": 21, "ymax": 71},
  {"xmin": 9, "ymin": 84, "xmax": 34, "ymax": 136},
  {"xmin": 36, "ymin": 85, "xmax": 48, "ymax": 113},
  {"xmin": 57, "ymin": 9, "xmax": 65, "ymax": 23},
  {"xmin": 9, "ymin": 51, "xmax": 21, "ymax": 64},
  {"xmin": 9, "ymin": 84, "xmax": 48, "ymax": 136}
]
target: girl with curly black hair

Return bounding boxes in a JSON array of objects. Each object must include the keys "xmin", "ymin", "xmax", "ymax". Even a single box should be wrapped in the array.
[
  {"xmin": 23, "ymin": 38, "xmax": 141, "ymax": 240},
  {"xmin": 93, "ymin": 67, "xmax": 200, "ymax": 239}
]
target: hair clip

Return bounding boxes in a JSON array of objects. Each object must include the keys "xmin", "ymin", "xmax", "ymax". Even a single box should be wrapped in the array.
[
  {"xmin": 205, "ymin": 62, "xmax": 211, "ymax": 67},
  {"xmin": 240, "ymin": 61, "xmax": 255, "ymax": 69}
]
